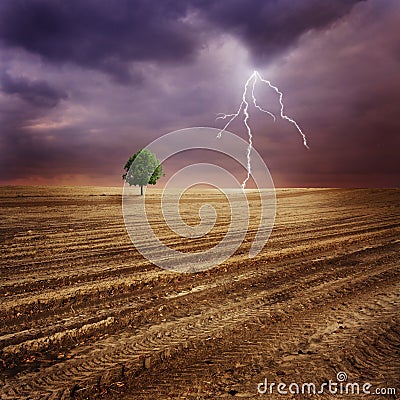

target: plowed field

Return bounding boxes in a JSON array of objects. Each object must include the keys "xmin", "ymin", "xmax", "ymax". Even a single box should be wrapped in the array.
[{"xmin": 0, "ymin": 187, "xmax": 399, "ymax": 399}]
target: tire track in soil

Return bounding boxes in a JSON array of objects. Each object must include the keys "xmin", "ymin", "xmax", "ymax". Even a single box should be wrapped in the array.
[
  {"xmin": 118, "ymin": 275, "xmax": 399, "ymax": 400},
  {"xmin": 0, "ymin": 188, "xmax": 399, "ymax": 399},
  {"xmin": 1, "ymin": 252, "xmax": 398, "ymax": 399},
  {"xmin": 0, "ymin": 240, "xmax": 397, "ymax": 367}
]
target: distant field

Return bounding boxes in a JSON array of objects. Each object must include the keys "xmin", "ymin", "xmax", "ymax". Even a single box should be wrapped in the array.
[{"xmin": 0, "ymin": 187, "xmax": 399, "ymax": 399}]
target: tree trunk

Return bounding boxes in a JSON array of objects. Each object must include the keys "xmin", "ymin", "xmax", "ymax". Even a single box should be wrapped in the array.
[{"xmin": 140, "ymin": 185, "xmax": 143, "ymax": 196}]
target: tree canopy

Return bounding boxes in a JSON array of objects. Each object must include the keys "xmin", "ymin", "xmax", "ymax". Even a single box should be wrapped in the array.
[{"xmin": 122, "ymin": 149, "xmax": 163, "ymax": 194}]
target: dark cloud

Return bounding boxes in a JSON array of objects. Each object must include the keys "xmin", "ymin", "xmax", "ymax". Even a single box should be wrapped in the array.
[
  {"xmin": 0, "ymin": 0, "xmax": 363, "ymax": 82},
  {"xmin": 1, "ymin": 72, "xmax": 67, "ymax": 108},
  {"xmin": 199, "ymin": 0, "xmax": 365, "ymax": 63},
  {"xmin": 0, "ymin": 0, "xmax": 398, "ymax": 187},
  {"xmin": 0, "ymin": 0, "xmax": 200, "ymax": 82},
  {"xmin": 0, "ymin": 108, "xmax": 124, "ymax": 184}
]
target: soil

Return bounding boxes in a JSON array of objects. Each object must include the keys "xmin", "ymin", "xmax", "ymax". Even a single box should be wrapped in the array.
[{"xmin": 0, "ymin": 186, "xmax": 399, "ymax": 399}]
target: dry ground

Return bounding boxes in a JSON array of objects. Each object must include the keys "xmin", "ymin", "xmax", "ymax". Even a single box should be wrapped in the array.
[{"xmin": 0, "ymin": 187, "xmax": 399, "ymax": 399}]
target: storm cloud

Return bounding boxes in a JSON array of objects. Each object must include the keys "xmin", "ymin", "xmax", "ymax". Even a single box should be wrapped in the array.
[
  {"xmin": 0, "ymin": 0, "xmax": 201, "ymax": 82},
  {"xmin": 198, "ymin": 0, "xmax": 365, "ymax": 63},
  {"xmin": 0, "ymin": 0, "xmax": 363, "ymax": 80},
  {"xmin": 0, "ymin": 0, "xmax": 398, "ymax": 187},
  {"xmin": 1, "ymin": 72, "xmax": 67, "ymax": 108}
]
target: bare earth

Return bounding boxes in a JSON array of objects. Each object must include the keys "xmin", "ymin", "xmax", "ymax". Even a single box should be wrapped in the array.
[{"xmin": 0, "ymin": 187, "xmax": 399, "ymax": 399}]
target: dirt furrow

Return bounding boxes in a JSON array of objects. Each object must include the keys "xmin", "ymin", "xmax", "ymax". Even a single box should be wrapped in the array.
[
  {"xmin": 1, "ymin": 255, "xmax": 397, "ymax": 398},
  {"xmin": 1, "ymin": 187, "xmax": 398, "ymax": 399},
  {"xmin": 122, "ymin": 280, "xmax": 399, "ymax": 400}
]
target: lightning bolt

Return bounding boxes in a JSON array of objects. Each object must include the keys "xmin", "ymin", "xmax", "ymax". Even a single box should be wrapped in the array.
[{"xmin": 217, "ymin": 70, "xmax": 309, "ymax": 188}]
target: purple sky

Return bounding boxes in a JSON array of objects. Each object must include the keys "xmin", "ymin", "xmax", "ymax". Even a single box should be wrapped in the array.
[{"xmin": 0, "ymin": 0, "xmax": 399, "ymax": 187}]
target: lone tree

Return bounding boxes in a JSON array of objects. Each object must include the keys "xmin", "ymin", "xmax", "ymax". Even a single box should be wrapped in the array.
[{"xmin": 123, "ymin": 149, "xmax": 163, "ymax": 195}]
